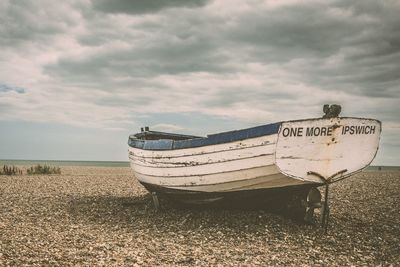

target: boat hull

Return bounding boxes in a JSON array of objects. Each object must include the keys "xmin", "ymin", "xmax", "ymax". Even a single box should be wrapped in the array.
[
  {"xmin": 129, "ymin": 133, "xmax": 312, "ymax": 195},
  {"xmin": 128, "ymin": 117, "xmax": 381, "ymax": 203}
]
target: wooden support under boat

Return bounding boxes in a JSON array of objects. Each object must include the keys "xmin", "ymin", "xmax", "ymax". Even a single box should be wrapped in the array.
[
  {"xmin": 307, "ymin": 169, "xmax": 347, "ymax": 233},
  {"xmin": 151, "ymin": 192, "xmax": 160, "ymax": 211}
]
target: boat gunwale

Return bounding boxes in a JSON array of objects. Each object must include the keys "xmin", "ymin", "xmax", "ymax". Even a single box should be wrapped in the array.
[
  {"xmin": 128, "ymin": 117, "xmax": 381, "ymax": 151},
  {"xmin": 129, "ymin": 122, "xmax": 280, "ymax": 151}
]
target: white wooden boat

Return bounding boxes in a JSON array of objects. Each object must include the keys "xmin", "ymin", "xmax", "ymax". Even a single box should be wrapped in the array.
[{"xmin": 128, "ymin": 106, "xmax": 381, "ymax": 213}]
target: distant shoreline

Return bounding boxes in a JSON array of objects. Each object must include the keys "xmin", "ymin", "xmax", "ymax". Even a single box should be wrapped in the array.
[
  {"xmin": 0, "ymin": 159, "xmax": 130, "ymax": 167},
  {"xmin": 0, "ymin": 159, "xmax": 398, "ymax": 170}
]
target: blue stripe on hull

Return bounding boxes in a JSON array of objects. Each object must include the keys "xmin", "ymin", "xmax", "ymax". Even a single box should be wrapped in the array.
[{"xmin": 129, "ymin": 122, "xmax": 281, "ymax": 151}]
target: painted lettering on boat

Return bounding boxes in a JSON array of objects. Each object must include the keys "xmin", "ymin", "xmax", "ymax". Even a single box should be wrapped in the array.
[
  {"xmin": 341, "ymin": 125, "xmax": 376, "ymax": 135},
  {"xmin": 281, "ymin": 125, "xmax": 376, "ymax": 137}
]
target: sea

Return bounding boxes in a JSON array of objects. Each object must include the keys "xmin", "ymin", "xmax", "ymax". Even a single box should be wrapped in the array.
[
  {"xmin": 0, "ymin": 159, "xmax": 398, "ymax": 171},
  {"xmin": 0, "ymin": 159, "xmax": 130, "ymax": 167},
  {"xmin": 364, "ymin": 165, "xmax": 400, "ymax": 172}
]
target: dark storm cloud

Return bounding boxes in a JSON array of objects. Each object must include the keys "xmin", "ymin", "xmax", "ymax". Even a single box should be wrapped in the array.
[
  {"xmin": 229, "ymin": 3, "xmax": 356, "ymax": 59},
  {"xmin": 45, "ymin": 2, "xmax": 233, "ymax": 83},
  {"xmin": 229, "ymin": 1, "xmax": 400, "ymax": 60},
  {"xmin": 224, "ymin": 0, "xmax": 400, "ymax": 99},
  {"xmin": 46, "ymin": 34, "xmax": 232, "ymax": 83},
  {"xmin": 0, "ymin": 0, "xmax": 77, "ymax": 47},
  {"xmin": 92, "ymin": 0, "xmax": 210, "ymax": 15}
]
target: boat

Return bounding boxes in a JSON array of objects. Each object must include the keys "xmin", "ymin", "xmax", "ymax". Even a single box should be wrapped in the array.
[{"xmin": 128, "ymin": 105, "xmax": 381, "ymax": 220}]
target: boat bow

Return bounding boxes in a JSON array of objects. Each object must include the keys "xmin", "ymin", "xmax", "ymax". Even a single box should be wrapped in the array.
[{"xmin": 275, "ymin": 117, "xmax": 381, "ymax": 184}]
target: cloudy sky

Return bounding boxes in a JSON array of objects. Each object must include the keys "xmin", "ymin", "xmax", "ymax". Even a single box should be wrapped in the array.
[{"xmin": 0, "ymin": 0, "xmax": 399, "ymax": 165}]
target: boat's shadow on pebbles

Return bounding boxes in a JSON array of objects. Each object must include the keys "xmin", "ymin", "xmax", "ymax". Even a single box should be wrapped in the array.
[{"xmin": 66, "ymin": 194, "xmax": 307, "ymax": 233}]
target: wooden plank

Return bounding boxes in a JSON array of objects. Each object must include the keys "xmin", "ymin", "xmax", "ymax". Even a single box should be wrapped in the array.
[
  {"xmin": 129, "ymin": 142, "xmax": 275, "ymax": 167},
  {"xmin": 166, "ymin": 173, "xmax": 308, "ymax": 192},
  {"xmin": 131, "ymin": 154, "xmax": 276, "ymax": 177},
  {"xmin": 133, "ymin": 164, "xmax": 281, "ymax": 187}
]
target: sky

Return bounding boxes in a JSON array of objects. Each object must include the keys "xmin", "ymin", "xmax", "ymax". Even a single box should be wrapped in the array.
[{"xmin": 0, "ymin": 0, "xmax": 399, "ymax": 165}]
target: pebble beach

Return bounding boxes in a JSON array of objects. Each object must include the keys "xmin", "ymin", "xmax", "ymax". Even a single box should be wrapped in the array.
[{"xmin": 1, "ymin": 166, "xmax": 399, "ymax": 266}]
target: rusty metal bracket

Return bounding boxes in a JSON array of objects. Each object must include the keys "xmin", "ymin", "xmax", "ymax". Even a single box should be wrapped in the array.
[{"xmin": 307, "ymin": 169, "xmax": 348, "ymax": 234}]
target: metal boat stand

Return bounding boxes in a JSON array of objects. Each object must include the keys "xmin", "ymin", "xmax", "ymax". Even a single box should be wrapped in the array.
[
  {"xmin": 307, "ymin": 169, "xmax": 347, "ymax": 234},
  {"xmin": 151, "ymin": 192, "xmax": 160, "ymax": 211}
]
